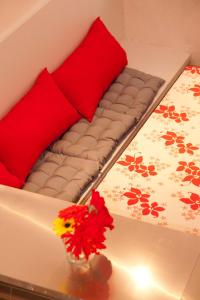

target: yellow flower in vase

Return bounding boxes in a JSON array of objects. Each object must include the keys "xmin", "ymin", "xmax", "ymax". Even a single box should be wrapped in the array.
[{"xmin": 53, "ymin": 217, "xmax": 75, "ymax": 237}]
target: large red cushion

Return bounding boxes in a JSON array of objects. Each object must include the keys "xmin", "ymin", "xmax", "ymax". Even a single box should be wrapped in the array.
[
  {"xmin": 53, "ymin": 17, "xmax": 128, "ymax": 121},
  {"xmin": 0, "ymin": 69, "xmax": 80, "ymax": 180},
  {"xmin": 0, "ymin": 162, "xmax": 23, "ymax": 188}
]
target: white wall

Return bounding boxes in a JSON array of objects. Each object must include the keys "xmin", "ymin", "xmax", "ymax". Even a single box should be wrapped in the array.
[
  {"xmin": 0, "ymin": 0, "xmax": 123, "ymax": 118},
  {"xmin": 124, "ymin": 0, "xmax": 200, "ymax": 65},
  {"xmin": 2, "ymin": 0, "xmax": 199, "ymax": 120},
  {"xmin": 0, "ymin": 0, "xmax": 50, "ymax": 42}
]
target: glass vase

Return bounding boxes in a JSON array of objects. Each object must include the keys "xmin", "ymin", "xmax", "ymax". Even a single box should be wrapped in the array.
[{"xmin": 67, "ymin": 252, "xmax": 94, "ymax": 276}]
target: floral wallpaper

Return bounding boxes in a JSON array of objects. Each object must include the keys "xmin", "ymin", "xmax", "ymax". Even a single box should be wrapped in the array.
[{"xmin": 97, "ymin": 66, "xmax": 200, "ymax": 236}]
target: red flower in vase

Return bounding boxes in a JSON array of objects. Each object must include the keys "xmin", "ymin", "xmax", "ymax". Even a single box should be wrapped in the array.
[
  {"xmin": 64, "ymin": 215, "xmax": 107, "ymax": 259},
  {"xmin": 59, "ymin": 205, "xmax": 88, "ymax": 224},
  {"xmin": 89, "ymin": 190, "xmax": 114, "ymax": 231},
  {"xmin": 61, "ymin": 190, "xmax": 114, "ymax": 259}
]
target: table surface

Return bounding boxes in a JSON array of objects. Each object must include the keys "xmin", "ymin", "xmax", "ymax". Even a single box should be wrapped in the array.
[{"xmin": 0, "ymin": 185, "xmax": 200, "ymax": 300}]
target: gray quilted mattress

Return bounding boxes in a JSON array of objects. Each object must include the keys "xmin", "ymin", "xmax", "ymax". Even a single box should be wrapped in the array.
[{"xmin": 23, "ymin": 68, "xmax": 164, "ymax": 202}]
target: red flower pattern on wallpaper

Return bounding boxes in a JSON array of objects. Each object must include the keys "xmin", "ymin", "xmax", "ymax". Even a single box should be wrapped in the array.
[
  {"xmin": 185, "ymin": 66, "xmax": 200, "ymax": 74},
  {"xmin": 189, "ymin": 84, "xmax": 200, "ymax": 96},
  {"xmin": 124, "ymin": 187, "xmax": 165, "ymax": 218},
  {"xmin": 154, "ymin": 105, "xmax": 189, "ymax": 123},
  {"xmin": 176, "ymin": 161, "xmax": 200, "ymax": 187},
  {"xmin": 161, "ymin": 131, "xmax": 199, "ymax": 155},
  {"xmin": 117, "ymin": 155, "xmax": 157, "ymax": 177},
  {"xmin": 141, "ymin": 202, "xmax": 165, "ymax": 218},
  {"xmin": 124, "ymin": 188, "xmax": 150, "ymax": 205},
  {"xmin": 180, "ymin": 193, "xmax": 200, "ymax": 211}
]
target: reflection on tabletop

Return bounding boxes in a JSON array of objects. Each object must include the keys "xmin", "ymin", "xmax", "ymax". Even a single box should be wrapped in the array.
[{"xmin": 64, "ymin": 254, "xmax": 112, "ymax": 300}]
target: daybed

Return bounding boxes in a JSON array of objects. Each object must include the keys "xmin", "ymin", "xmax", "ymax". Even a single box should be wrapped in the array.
[
  {"xmin": 23, "ymin": 67, "xmax": 164, "ymax": 202},
  {"xmin": 0, "ymin": 14, "xmax": 189, "ymax": 204},
  {"xmin": 0, "ymin": 17, "xmax": 165, "ymax": 203}
]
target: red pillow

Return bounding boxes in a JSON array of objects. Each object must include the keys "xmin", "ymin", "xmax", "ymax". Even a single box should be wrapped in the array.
[
  {"xmin": 0, "ymin": 69, "xmax": 80, "ymax": 180},
  {"xmin": 53, "ymin": 17, "xmax": 128, "ymax": 121},
  {"xmin": 0, "ymin": 162, "xmax": 23, "ymax": 188}
]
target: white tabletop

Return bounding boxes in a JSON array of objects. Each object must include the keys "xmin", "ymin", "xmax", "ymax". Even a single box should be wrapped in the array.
[{"xmin": 0, "ymin": 185, "xmax": 200, "ymax": 300}]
